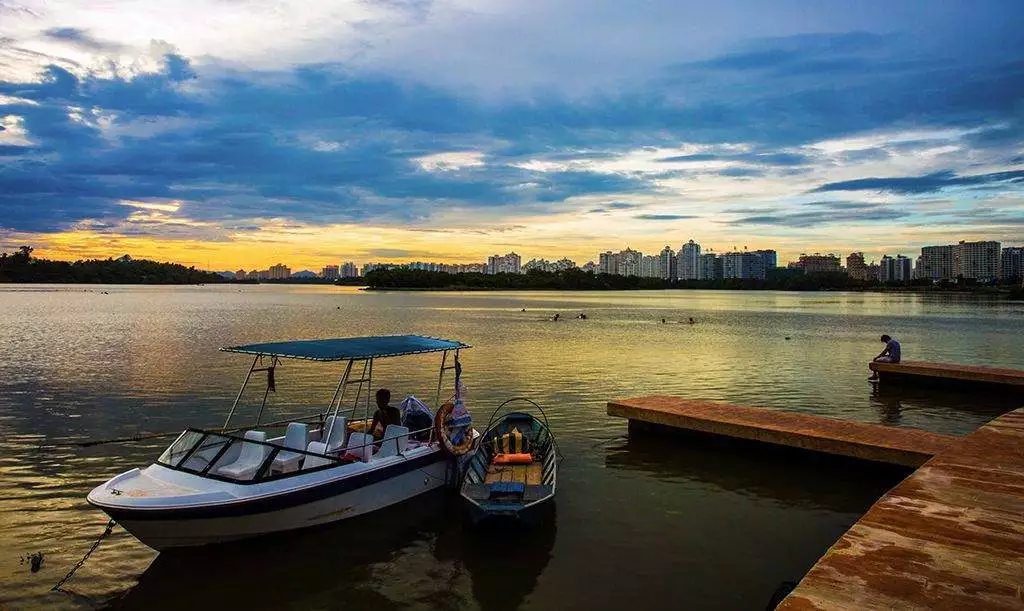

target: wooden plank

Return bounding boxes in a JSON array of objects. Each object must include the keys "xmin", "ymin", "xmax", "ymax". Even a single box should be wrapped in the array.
[
  {"xmin": 869, "ymin": 360, "xmax": 1024, "ymax": 386},
  {"xmin": 526, "ymin": 462, "xmax": 543, "ymax": 485},
  {"xmin": 607, "ymin": 396, "xmax": 957, "ymax": 467},
  {"xmin": 780, "ymin": 408, "xmax": 1024, "ymax": 610}
]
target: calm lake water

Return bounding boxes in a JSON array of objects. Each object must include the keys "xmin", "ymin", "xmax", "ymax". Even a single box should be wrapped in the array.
[{"xmin": 1, "ymin": 285, "xmax": 1021, "ymax": 610}]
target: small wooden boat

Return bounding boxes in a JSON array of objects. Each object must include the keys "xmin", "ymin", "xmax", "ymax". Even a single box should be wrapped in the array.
[{"xmin": 460, "ymin": 398, "xmax": 557, "ymax": 522}]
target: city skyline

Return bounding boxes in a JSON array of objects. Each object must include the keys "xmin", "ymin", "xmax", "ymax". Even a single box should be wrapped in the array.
[
  {"xmin": 2, "ymin": 2, "xmax": 1022, "ymax": 268},
  {"xmin": 226, "ymin": 236, "xmax": 1019, "ymax": 284}
]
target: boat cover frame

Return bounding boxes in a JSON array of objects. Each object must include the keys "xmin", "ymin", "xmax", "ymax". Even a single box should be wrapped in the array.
[{"xmin": 220, "ymin": 335, "xmax": 470, "ymax": 361}]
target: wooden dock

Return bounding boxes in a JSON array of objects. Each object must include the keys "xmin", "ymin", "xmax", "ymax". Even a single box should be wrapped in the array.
[
  {"xmin": 606, "ymin": 396, "xmax": 957, "ymax": 467},
  {"xmin": 869, "ymin": 361, "xmax": 1024, "ymax": 392},
  {"xmin": 779, "ymin": 407, "xmax": 1024, "ymax": 610}
]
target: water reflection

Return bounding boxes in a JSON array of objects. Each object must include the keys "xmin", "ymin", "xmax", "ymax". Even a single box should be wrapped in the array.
[
  {"xmin": 436, "ymin": 508, "xmax": 556, "ymax": 611},
  {"xmin": 605, "ymin": 434, "xmax": 907, "ymax": 514},
  {"xmin": 1, "ymin": 285, "xmax": 1021, "ymax": 609},
  {"xmin": 110, "ymin": 494, "xmax": 555, "ymax": 611},
  {"xmin": 111, "ymin": 493, "xmax": 453, "ymax": 610}
]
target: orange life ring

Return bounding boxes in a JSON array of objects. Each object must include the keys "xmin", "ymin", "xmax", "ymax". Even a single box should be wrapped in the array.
[{"xmin": 434, "ymin": 402, "xmax": 475, "ymax": 456}]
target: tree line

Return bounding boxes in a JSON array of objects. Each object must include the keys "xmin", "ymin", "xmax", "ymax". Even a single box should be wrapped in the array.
[
  {"xmin": 0, "ymin": 246, "xmax": 226, "ymax": 284},
  {"xmin": 363, "ymin": 267, "xmax": 1018, "ymax": 293}
]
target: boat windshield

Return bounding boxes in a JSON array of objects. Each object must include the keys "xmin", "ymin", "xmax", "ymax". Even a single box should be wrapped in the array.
[{"xmin": 157, "ymin": 428, "xmax": 351, "ymax": 484}]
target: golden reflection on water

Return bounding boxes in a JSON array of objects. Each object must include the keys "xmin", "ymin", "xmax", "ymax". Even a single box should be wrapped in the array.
[{"xmin": 0, "ymin": 285, "xmax": 1020, "ymax": 609}]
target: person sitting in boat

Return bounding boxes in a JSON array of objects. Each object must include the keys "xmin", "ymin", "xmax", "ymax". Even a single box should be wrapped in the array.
[{"xmin": 370, "ymin": 388, "xmax": 402, "ymax": 439}]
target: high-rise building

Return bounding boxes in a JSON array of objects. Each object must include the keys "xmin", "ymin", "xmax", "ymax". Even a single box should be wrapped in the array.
[
  {"xmin": 340, "ymin": 262, "xmax": 358, "ymax": 278},
  {"xmin": 792, "ymin": 253, "xmax": 842, "ymax": 274},
  {"xmin": 751, "ymin": 249, "xmax": 777, "ymax": 271},
  {"xmin": 639, "ymin": 255, "xmax": 659, "ymax": 278},
  {"xmin": 677, "ymin": 240, "xmax": 701, "ymax": 280},
  {"xmin": 698, "ymin": 253, "xmax": 723, "ymax": 280},
  {"xmin": 846, "ymin": 252, "xmax": 868, "ymax": 280},
  {"xmin": 321, "ymin": 265, "xmax": 339, "ymax": 279},
  {"xmin": 880, "ymin": 255, "xmax": 913, "ymax": 283},
  {"xmin": 618, "ymin": 248, "xmax": 643, "ymax": 277},
  {"xmin": 1000, "ymin": 246, "xmax": 1024, "ymax": 282},
  {"xmin": 721, "ymin": 252, "xmax": 766, "ymax": 280},
  {"xmin": 598, "ymin": 251, "xmax": 618, "ymax": 275},
  {"xmin": 954, "ymin": 240, "xmax": 1000, "ymax": 281},
  {"xmin": 235, "ymin": 269, "xmax": 247, "ymax": 279},
  {"xmin": 486, "ymin": 252, "xmax": 521, "ymax": 274},
  {"xmin": 917, "ymin": 245, "xmax": 955, "ymax": 281},
  {"xmin": 659, "ymin": 246, "xmax": 675, "ymax": 280},
  {"xmin": 268, "ymin": 263, "xmax": 291, "ymax": 280}
]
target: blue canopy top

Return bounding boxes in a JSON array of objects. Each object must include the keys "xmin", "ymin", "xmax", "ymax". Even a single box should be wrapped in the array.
[{"xmin": 220, "ymin": 335, "xmax": 470, "ymax": 361}]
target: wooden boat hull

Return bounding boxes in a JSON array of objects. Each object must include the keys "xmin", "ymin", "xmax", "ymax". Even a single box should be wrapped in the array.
[{"xmin": 459, "ymin": 411, "xmax": 557, "ymax": 524}]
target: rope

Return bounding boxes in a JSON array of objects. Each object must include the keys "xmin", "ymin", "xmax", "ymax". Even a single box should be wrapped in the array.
[{"xmin": 51, "ymin": 519, "xmax": 116, "ymax": 592}]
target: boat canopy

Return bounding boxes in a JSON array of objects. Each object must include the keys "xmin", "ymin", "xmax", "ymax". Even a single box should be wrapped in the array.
[{"xmin": 220, "ymin": 335, "xmax": 470, "ymax": 362}]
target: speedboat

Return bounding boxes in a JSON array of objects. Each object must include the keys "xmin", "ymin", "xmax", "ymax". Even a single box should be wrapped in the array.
[
  {"xmin": 460, "ymin": 398, "xmax": 557, "ymax": 522},
  {"xmin": 88, "ymin": 335, "xmax": 477, "ymax": 550}
]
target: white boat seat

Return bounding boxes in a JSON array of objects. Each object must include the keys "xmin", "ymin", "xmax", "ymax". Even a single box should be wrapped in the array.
[
  {"xmin": 344, "ymin": 432, "xmax": 373, "ymax": 462},
  {"xmin": 375, "ymin": 425, "xmax": 410, "ymax": 459},
  {"xmin": 272, "ymin": 422, "xmax": 309, "ymax": 473},
  {"xmin": 303, "ymin": 441, "xmax": 333, "ymax": 469},
  {"xmin": 323, "ymin": 416, "xmax": 348, "ymax": 453},
  {"xmin": 216, "ymin": 430, "xmax": 268, "ymax": 480}
]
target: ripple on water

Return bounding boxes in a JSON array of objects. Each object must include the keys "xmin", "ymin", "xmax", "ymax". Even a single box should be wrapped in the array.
[{"xmin": 0, "ymin": 286, "xmax": 1019, "ymax": 609}]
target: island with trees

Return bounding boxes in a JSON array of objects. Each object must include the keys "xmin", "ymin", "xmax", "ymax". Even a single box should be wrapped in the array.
[{"xmin": 0, "ymin": 247, "xmax": 225, "ymax": 284}]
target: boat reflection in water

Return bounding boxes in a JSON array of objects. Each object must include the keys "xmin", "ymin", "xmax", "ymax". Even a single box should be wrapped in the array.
[
  {"xmin": 109, "ymin": 491, "xmax": 555, "ymax": 611},
  {"xmin": 437, "ymin": 505, "xmax": 556, "ymax": 611}
]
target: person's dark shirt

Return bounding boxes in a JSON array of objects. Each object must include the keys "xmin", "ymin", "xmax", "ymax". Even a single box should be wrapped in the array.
[{"xmin": 371, "ymin": 405, "xmax": 402, "ymax": 437}]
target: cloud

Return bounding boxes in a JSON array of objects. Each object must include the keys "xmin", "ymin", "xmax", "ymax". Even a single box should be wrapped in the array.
[
  {"xmin": 42, "ymin": 27, "xmax": 126, "ymax": 53},
  {"xmin": 728, "ymin": 207, "xmax": 910, "ymax": 228},
  {"xmin": 635, "ymin": 214, "xmax": 698, "ymax": 221},
  {"xmin": 1, "ymin": 1, "xmax": 1023, "ymax": 261},
  {"xmin": 812, "ymin": 170, "xmax": 1024, "ymax": 195}
]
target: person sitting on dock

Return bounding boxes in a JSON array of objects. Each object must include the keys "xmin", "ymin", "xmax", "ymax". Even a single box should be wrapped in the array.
[
  {"xmin": 370, "ymin": 388, "xmax": 402, "ymax": 439},
  {"xmin": 869, "ymin": 334, "xmax": 901, "ymax": 380}
]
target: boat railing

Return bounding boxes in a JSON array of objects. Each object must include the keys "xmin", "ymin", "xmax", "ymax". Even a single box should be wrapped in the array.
[{"xmin": 157, "ymin": 425, "xmax": 434, "ymax": 485}]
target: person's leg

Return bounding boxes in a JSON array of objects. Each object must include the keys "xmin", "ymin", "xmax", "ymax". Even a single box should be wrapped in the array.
[{"xmin": 869, "ymin": 356, "xmax": 893, "ymax": 380}]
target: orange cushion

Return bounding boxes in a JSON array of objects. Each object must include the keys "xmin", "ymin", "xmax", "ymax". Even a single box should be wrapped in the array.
[{"xmin": 493, "ymin": 453, "xmax": 533, "ymax": 465}]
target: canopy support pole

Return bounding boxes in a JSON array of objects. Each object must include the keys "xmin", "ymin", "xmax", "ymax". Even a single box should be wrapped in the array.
[
  {"xmin": 324, "ymin": 359, "xmax": 354, "ymax": 445},
  {"xmin": 222, "ymin": 355, "xmax": 259, "ymax": 431},
  {"xmin": 434, "ymin": 350, "xmax": 449, "ymax": 409},
  {"xmin": 254, "ymin": 356, "xmax": 278, "ymax": 428}
]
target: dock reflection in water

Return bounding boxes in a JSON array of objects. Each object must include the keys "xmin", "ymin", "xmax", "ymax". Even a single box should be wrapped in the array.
[{"xmin": 1, "ymin": 285, "xmax": 1021, "ymax": 609}]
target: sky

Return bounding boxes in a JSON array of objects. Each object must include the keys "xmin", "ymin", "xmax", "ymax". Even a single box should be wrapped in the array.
[{"xmin": 0, "ymin": 0, "xmax": 1022, "ymax": 270}]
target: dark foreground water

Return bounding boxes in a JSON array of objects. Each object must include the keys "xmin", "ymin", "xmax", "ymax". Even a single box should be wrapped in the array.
[{"xmin": 0, "ymin": 285, "xmax": 1020, "ymax": 610}]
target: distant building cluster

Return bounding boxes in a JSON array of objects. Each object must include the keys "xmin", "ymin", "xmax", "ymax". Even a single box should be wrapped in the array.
[
  {"xmin": 234, "ymin": 263, "xmax": 292, "ymax": 280},
  {"xmin": 522, "ymin": 257, "xmax": 577, "ymax": 273},
  {"xmin": 595, "ymin": 240, "xmax": 777, "ymax": 280},
  {"xmin": 852, "ymin": 240, "xmax": 1017, "ymax": 284},
  {"xmin": 224, "ymin": 237, "xmax": 1021, "ymax": 284},
  {"xmin": 361, "ymin": 261, "xmax": 488, "ymax": 276}
]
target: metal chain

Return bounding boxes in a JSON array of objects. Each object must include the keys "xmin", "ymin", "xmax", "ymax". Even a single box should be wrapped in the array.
[{"xmin": 51, "ymin": 519, "xmax": 116, "ymax": 592}]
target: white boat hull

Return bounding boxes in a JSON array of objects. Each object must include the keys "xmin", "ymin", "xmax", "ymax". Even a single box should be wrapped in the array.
[{"xmin": 90, "ymin": 449, "xmax": 451, "ymax": 551}]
